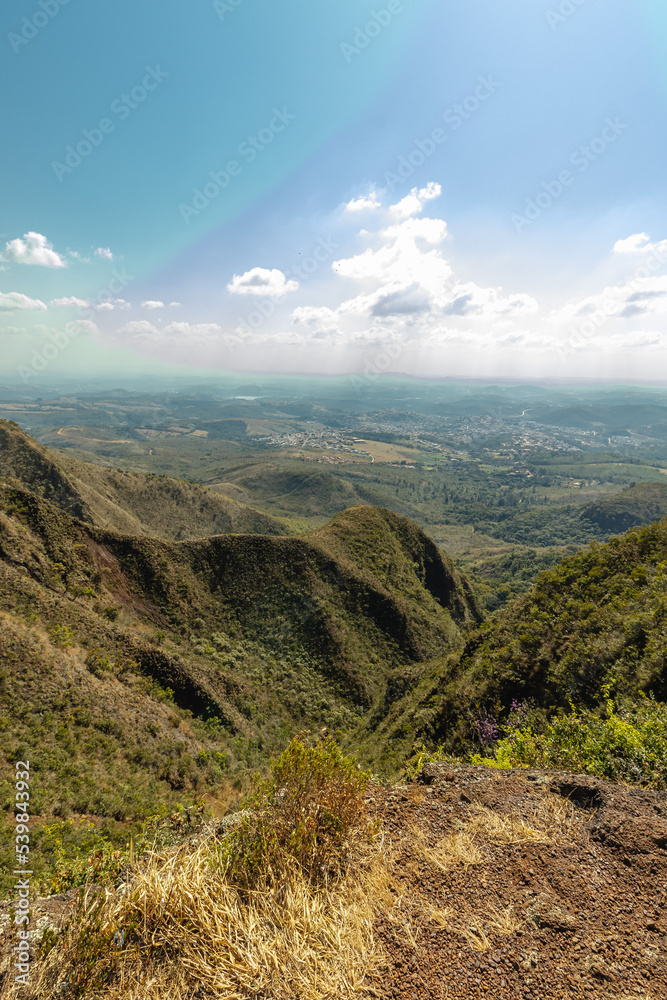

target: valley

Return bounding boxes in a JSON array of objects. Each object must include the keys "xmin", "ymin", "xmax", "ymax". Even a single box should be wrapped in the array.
[{"xmin": 1, "ymin": 378, "xmax": 667, "ymax": 995}]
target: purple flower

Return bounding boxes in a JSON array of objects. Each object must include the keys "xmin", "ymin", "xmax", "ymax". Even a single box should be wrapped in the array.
[{"xmin": 475, "ymin": 714, "xmax": 499, "ymax": 743}]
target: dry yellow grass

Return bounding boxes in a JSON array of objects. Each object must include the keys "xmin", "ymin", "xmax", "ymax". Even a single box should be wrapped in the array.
[
  {"xmin": 464, "ymin": 791, "xmax": 586, "ymax": 848},
  {"xmin": 414, "ymin": 826, "xmax": 484, "ymax": 874},
  {"xmin": 16, "ymin": 837, "xmax": 387, "ymax": 1000},
  {"xmin": 5, "ymin": 783, "xmax": 591, "ymax": 996}
]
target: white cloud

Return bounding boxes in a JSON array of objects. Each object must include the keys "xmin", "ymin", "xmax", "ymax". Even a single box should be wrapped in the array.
[
  {"xmin": 117, "ymin": 320, "xmax": 224, "ymax": 342},
  {"xmin": 0, "ymin": 291, "xmax": 47, "ymax": 311},
  {"xmin": 95, "ymin": 298, "xmax": 130, "ymax": 311},
  {"xmin": 116, "ymin": 320, "xmax": 160, "ymax": 339},
  {"xmin": 168, "ymin": 301, "xmax": 182, "ymax": 307},
  {"xmin": 66, "ymin": 319, "xmax": 99, "ymax": 336},
  {"xmin": 162, "ymin": 321, "xmax": 223, "ymax": 337},
  {"xmin": 555, "ymin": 274, "xmax": 667, "ymax": 333},
  {"xmin": 50, "ymin": 296, "xmax": 89, "ymax": 308},
  {"xmin": 613, "ymin": 232, "xmax": 667, "ymax": 257},
  {"xmin": 344, "ymin": 192, "xmax": 381, "ymax": 212},
  {"xmin": 333, "ymin": 216, "xmax": 451, "ymax": 301},
  {"xmin": 291, "ymin": 306, "xmax": 341, "ymax": 337},
  {"xmin": 3, "ymin": 232, "xmax": 67, "ymax": 268},
  {"xmin": 141, "ymin": 300, "xmax": 164, "ymax": 309},
  {"xmin": 95, "ymin": 247, "xmax": 114, "ymax": 260},
  {"xmin": 227, "ymin": 267, "xmax": 299, "ymax": 297},
  {"xmin": 370, "ymin": 284, "xmax": 433, "ymax": 317},
  {"xmin": 441, "ymin": 282, "xmax": 539, "ymax": 319},
  {"xmin": 389, "ymin": 182, "xmax": 442, "ymax": 219}
]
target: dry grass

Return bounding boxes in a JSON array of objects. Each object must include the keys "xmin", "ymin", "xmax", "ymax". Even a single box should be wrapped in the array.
[
  {"xmin": 16, "ymin": 838, "xmax": 387, "ymax": 1000},
  {"xmin": 4, "ymin": 779, "xmax": 591, "ymax": 996},
  {"xmin": 465, "ymin": 791, "xmax": 586, "ymax": 847},
  {"xmin": 423, "ymin": 900, "xmax": 523, "ymax": 954},
  {"xmin": 413, "ymin": 827, "xmax": 484, "ymax": 875}
]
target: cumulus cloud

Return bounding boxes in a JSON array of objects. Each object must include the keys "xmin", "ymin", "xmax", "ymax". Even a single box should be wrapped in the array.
[
  {"xmin": 227, "ymin": 267, "xmax": 299, "ymax": 297},
  {"xmin": 613, "ymin": 232, "xmax": 667, "ymax": 257},
  {"xmin": 3, "ymin": 232, "xmax": 67, "ymax": 268},
  {"xmin": 440, "ymin": 282, "xmax": 539, "ymax": 319},
  {"xmin": 389, "ymin": 182, "xmax": 442, "ymax": 219},
  {"xmin": 168, "ymin": 301, "xmax": 182, "ymax": 307},
  {"xmin": 291, "ymin": 306, "xmax": 342, "ymax": 338},
  {"xmin": 94, "ymin": 183, "xmax": 667, "ymax": 377},
  {"xmin": 50, "ymin": 296, "xmax": 89, "ymax": 308},
  {"xmin": 555, "ymin": 274, "xmax": 667, "ymax": 333},
  {"xmin": 162, "ymin": 322, "xmax": 223, "ymax": 337},
  {"xmin": 370, "ymin": 284, "xmax": 433, "ymax": 317},
  {"xmin": 333, "ymin": 215, "xmax": 451, "ymax": 300},
  {"xmin": 0, "ymin": 291, "xmax": 47, "ymax": 310},
  {"xmin": 95, "ymin": 247, "xmax": 114, "ymax": 260},
  {"xmin": 117, "ymin": 320, "xmax": 159, "ymax": 338},
  {"xmin": 95, "ymin": 298, "xmax": 130, "ymax": 311},
  {"xmin": 344, "ymin": 192, "xmax": 381, "ymax": 212}
]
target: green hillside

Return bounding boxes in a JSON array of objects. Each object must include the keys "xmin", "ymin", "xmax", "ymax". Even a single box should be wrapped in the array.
[
  {"xmin": 208, "ymin": 464, "xmax": 383, "ymax": 517},
  {"xmin": 0, "ymin": 472, "xmax": 478, "ymax": 889},
  {"xmin": 0, "ymin": 420, "xmax": 286, "ymax": 540},
  {"xmin": 580, "ymin": 480, "xmax": 667, "ymax": 533},
  {"xmin": 408, "ymin": 516, "xmax": 667, "ymax": 750}
]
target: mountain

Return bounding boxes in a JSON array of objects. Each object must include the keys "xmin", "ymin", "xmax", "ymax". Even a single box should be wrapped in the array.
[
  {"xmin": 0, "ymin": 469, "xmax": 478, "ymax": 861},
  {"xmin": 0, "ymin": 419, "xmax": 285, "ymax": 539},
  {"xmin": 207, "ymin": 463, "xmax": 383, "ymax": 517},
  {"xmin": 580, "ymin": 480, "xmax": 667, "ymax": 533},
  {"xmin": 398, "ymin": 516, "xmax": 667, "ymax": 750}
]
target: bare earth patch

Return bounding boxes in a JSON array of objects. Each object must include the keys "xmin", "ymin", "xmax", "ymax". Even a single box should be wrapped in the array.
[
  {"xmin": 2, "ymin": 764, "xmax": 667, "ymax": 998},
  {"xmin": 368, "ymin": 764, "xmax": 667, "ymax": 999}
]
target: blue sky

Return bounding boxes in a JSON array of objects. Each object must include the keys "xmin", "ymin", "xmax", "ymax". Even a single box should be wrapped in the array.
[{"xmin": 1, "ymin": 0, "xmax": 667, "ymax": 383}]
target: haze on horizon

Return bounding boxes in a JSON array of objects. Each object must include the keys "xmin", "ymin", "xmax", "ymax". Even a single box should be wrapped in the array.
[{"xmin": 2, "ymin": 0, "xmax": 667, "ymax": 386}]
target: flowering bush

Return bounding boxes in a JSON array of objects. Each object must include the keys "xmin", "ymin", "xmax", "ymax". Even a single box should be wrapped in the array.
[{"xmin": 472, "ymin": 692, "xmax": 667, "ymax": 788}]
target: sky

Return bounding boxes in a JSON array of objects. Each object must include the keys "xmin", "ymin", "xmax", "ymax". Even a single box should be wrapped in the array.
[{"xmin": 1, "ymin": 0, "xmax": 667, "ymax": 385}]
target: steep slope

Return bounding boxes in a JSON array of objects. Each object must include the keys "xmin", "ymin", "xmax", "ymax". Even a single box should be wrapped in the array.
[
  {"xmin": 80, "ymin": 504, "xmax": 479, "ymax": 708},
  {"xmin": 580, "ymin": 480, "xmax": 667, "ymax": 533},
  {"xmin": 0, "ymin": 483, "xmax": 477, "ymax": 859},
  {"xmin": 0, "ymin": 420, "xmax": 285, "ymax": 539},
  {"xmin": 408, "ymin": 516, "xmax": 667, "ymax": 749}
]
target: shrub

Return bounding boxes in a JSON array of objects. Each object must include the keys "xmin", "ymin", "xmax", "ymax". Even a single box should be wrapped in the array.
[
  {"xmin": 472, "ymin": 693, "xmax": 667, "ymax": 788},
  {"xmin": 222, "ymin": 733, "xmax": 373, "ymax": 885},
  {"xmin": 48, "ymin": 624, "xmax": 73, "ymax": 648}
]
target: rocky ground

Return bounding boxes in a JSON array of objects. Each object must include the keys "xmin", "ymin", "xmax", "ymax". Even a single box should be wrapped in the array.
[
  {"xmin": 2, "ymin": 764, "xmax": 666, "ymax": 999},
  {"xmin": 366, "ymin": 764, "xmax": 667, "ymax": 1000}
]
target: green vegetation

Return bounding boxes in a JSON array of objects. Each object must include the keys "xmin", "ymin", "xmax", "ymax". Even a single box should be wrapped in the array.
[
  {"xmin": 581, "ymin": 480, "xmax": 667, "ymax": 533},
  {"xmin": 5, "ymin": 397, "xmax": 667, "ymax": 906},
  {"xmin": 19, "ymin": 736, "xmax": 382, "ymax": 1000},
  {"xmin": 412, "ymin": 516, "xmax": 667, "ymax": 753},
  {"xmin": 473, "ymin": 694, "xmax": 667, "ymax": 788},
  {"xmin": 0, "ymin": 438, "xmax": 477, "ymax": 895},
  {"xmin": 0, "ymin": 420, "xmax": 287, "ymax": 540},
  {"xmin": 222, "ymin": 733, "xmax": 373, "ymax": 886}
]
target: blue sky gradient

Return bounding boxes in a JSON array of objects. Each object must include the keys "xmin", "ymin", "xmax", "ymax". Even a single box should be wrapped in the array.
[{"xmin": 2, "ymin": 0, "xmax": 667, "ymax": 382}]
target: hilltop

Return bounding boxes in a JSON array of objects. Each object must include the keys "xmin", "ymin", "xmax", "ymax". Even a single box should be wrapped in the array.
[
  {"xmin": 580, "ymin": 480, "xmax": 667, "ymax": 533},
  {"xmin": 207, "ymin": 463, "xmax": 383, "ymax": 517},
  {"xmin": 3, "ymin": 761, "xmax": 666, "ymax": 999},
  {"xmin": 0, "ymin": 419, "xmax": 286, "ymax": 540},
  {"xmin": 0, "ymin": 464, "xmax": 479, "ymax": 890}
]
